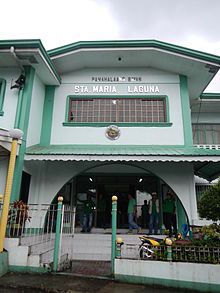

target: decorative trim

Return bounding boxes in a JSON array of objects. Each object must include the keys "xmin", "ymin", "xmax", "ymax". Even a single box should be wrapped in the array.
[
  {"xmin": 106, "ymin": 125, "xmax": 120, "ymax": 140},
  {"xmin": 0, "ymin": 78, "xmax": 6, "ymax": 116},
  {"xmin": 11, "ymin": 66, "xmax": 35, "ymax": 202},
  {"xmin": 179, "ymin": 75, "xmax": 193, "ymax": 146},
  {"xmin": 40, "ymin": 85, "xmax": 56, "ymax": 146},
  {"xmin": 63, "ymin": 122, "xmax": 173, "ymax": 127},
  {"xmin": 64, "ymin": 95, "xmax": 171, "ymax": 127},
  {"xmin": 196, "ymin": 144, "xmax": 220, "ymax": 150}
]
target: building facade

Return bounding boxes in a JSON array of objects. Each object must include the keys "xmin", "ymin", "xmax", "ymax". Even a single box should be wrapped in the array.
[{"xmin": 0, "ymin": 40, "xmax": 220, "ymax": 236}]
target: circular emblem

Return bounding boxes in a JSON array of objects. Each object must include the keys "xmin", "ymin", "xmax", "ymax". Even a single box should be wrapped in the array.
[{"xmin": 106, "ymin": 125, "xmax": 120, "ymax": 140}]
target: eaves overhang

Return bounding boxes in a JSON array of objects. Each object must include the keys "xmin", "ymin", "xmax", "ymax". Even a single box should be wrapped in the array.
[
  {"xmin": 0, "ymin": 39, "xmax": 61, "ymax": 85},
  {"xmin": 48, "ymin": 39, "xmax": 220, "ymax": 98},
  {"xmin": 48, "ymin": 40, "xmax": 220, "ymax": 65}
]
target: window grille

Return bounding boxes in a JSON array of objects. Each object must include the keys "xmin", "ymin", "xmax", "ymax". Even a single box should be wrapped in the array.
[
  {"xmin": 68, "ymin": 98, "xmax": 166, "ymax": 123},
  {"xmin": 192, "ymin": 124, "xmax": 220, "ymax": 145}
]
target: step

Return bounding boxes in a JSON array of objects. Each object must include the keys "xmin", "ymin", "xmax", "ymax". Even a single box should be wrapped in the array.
[
  {"xmin": 72, "ymin": 252, "xmax": 111, "ymax": 261},
  {"xmin": 29, "ymin": 240, "xmax": 55, "ymax": 255}
]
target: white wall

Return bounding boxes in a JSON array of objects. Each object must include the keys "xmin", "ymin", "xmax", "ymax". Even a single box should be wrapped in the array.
[
  {"xmin": 25, "ymin": 160, "xmax": 198, "ymax": 224},
  {"xmin": 115, "ymin": 259, "xmax": 220, "ymax": 288},
  {"xmin": 26, "ymin": 73, "xmax": 45, "ymax": 147},
  {"xmin": 0, "ymin": 68, "xmax": 20, "ymax": 130},
  {"xmin": 50, "ymin": 68, "xmax": 184, "ymax": 145}
]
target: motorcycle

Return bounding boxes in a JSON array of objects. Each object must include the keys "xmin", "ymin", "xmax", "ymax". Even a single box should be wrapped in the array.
[{"xmin": 139, "ymin": 235, "xmax": 173, "ymax": 259}]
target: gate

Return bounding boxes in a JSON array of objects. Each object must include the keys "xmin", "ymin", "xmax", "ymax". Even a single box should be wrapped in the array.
[{"xmin": 58, "ymin": 205, "xmax": 76, "ymax": 270}]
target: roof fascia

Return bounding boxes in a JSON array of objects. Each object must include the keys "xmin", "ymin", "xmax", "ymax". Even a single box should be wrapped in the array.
[
  {"xmin": 200, "ymin": 93, "xmax": 220, "ymax": 99},
  {"xmin": 48, "ymin": 39, "xmax": 220, "ymax": 65},
  {"xmin": 0, "ymin": 39, "xmax": 61, "ymax": 84}
]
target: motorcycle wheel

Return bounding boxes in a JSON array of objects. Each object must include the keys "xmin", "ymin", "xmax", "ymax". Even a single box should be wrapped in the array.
[{"xmin": 139, "ymin": 249, "xmax": 144, "ymax": 259}]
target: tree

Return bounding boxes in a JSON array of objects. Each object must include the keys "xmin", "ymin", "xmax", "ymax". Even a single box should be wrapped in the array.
[{"xmin": 198, "ymin": 179, "xmax": 220, "ymax": 222}]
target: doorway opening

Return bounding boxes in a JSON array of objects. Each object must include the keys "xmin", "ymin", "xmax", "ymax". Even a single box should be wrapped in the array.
[{"xmin": 60, "ymin": 174, "xmax": 158, "ymax": 229}]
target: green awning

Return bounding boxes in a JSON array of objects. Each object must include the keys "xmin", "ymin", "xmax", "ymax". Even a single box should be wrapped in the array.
[
  {"xmin": 25, "ymin": 144, "xmax": 220, "ymax": 181},
  {"xmin": 26, "ymin": 144, "xmax": 220, "ymax": 156}
]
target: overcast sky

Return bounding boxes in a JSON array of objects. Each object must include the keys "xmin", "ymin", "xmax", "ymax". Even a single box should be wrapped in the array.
[{"xmin": 1, "ymin": 0, "xmax": 220, "ymax": 91}]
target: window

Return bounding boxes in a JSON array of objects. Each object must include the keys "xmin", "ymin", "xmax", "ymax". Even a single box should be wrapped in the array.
[
  {"xmin": 195, "ymin": 184, "xmax": 211, "ymax": 203},
  {"xmin": 192, "ymin": 124, "xmax": 220, "ymax": 145},
  {"xmin": 0, "ymin": 78, "xmax": 6, "ymax": 116},
  {"xmin": 68, "ymin": 97, "xmax": 167, "ymax": 124}
]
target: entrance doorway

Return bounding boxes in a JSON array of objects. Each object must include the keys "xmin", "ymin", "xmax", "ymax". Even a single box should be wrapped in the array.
[
  {"xmin": 75, "ymin": 175, "xmax": 158, "ymax": 229},
  {"xmin": 55, "ymin": 172, "xmax": 188, "ymax": 233}
]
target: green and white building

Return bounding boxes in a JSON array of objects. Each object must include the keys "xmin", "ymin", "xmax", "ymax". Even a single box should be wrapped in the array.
[{"xmin": 0, "ymin": 39, "xmax": 220, "ymax": 246}]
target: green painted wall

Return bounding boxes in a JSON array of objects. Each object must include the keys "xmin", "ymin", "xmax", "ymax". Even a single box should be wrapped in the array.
[
  {"xmin": 0, "ymin": 251, "xmax": 8, "ymax": 277},
  {"xmin": 179, "ymin": 75, "xmax": 193, "ymax": 146},
  {"xmin": 40, "ymin": 85, "xmax": 56, "ymax": 146},
  {"xmin": 11, "ymin": 66, "xmax": 35, "ymax": 202}
]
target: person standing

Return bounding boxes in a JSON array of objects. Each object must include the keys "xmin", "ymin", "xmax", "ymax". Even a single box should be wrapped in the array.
[
  {"xmin": 163, "ymin": 192, "xmax": 177, "ymax": 237},
  {"xmin": 141, "ymin": 200, "xmax": 149, "ymax": 228},
  {"xmin": 149, "ymin": 192, "xmax": 160, "ymax": 235},
  {"xmin": 81, "ymin": 193, "xmax": 95, "ymax": 233},
  {"xmin": 127, "ymin": 194, "xmax": 140, "ymax": 233}
]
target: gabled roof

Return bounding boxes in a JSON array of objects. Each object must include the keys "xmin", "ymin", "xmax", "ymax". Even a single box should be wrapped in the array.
[
  {"xmin": 48, "ymin": 40, "xmax": 220, "ymax": 64},
  {"xmin": 0, "ymin": 39, "xmax": 61, "ymax": 85},
  {"xmin": 48, "ymin": 40, "xmax": 220, "ymax": 98}
]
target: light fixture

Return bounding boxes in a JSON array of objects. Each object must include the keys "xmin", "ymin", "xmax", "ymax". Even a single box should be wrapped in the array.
[
  {"xmin": 89, "ymin": 178, "xmax": 93, "ymax": 182},
  {"xmin": 9, "ymin": 128, "xmax": 23, "ymax": 140},
  {"xmin": 11, "ymin": 74, "xmax": 25, "ymax": 90},
  {"xmin": 139, "ymin": 178, "xmax": 143, "ymax": 183}
]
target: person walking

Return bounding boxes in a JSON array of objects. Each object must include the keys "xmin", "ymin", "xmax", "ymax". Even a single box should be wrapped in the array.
[
  {"xmin": 149, "ymin": 192, "xmax": 160, "ymax": 235},
  {"xmin": 127, "ymin": 194, "xmax": 141, "ymax": 233},
  {"xmin": 81, "ymin": 192, "xmax": 95, "ymax": 233}
]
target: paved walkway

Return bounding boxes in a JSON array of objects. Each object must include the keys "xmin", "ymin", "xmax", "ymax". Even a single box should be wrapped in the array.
[
  {"xmin": 66, "ymin": 260, "xmax": 112, "ymax": 277},
  {"xmin": 0, "ymin": 272, "xmax": 197, "ymax": 293}
]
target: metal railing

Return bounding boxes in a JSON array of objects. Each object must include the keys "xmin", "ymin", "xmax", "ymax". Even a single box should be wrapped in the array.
[
  {"xmin": 1, "ymin": 202, "xmax": 76, "ymax": 266},
  {"xmin": 172, "ymin": 246, "xmax": 220, "ymax": 264},
  {"xmin": 120, "ymin": 243, "xmax": 220, "ymax": 264},
  {"xmin": 121, "ymin": 243, "xmax": 167, "ymax": 260},
  {"xmin": 5, "ymin": 203, "xmax": 57, "ymax": 245}
]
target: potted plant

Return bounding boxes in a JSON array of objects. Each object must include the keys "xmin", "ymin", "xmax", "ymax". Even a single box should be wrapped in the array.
[{"xmin": 8, "ymin": 200, "xmax": 31, "ymax": 237}]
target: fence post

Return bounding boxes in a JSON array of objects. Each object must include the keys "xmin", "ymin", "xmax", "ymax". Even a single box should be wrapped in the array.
[
  {"xmin": 111, "ymin": 195, "xmax": 117, "ymax": 276},
  {"xmin": 53, "ymin": 196, "xmax": 63, "ymax": 272},
  {"xmin": 0, "ymin": 129, "xmax": 23, "ymax": 252},
  {"xmin": 166, "ymin": 245, "xmax": 172, "ymax": 261},
  {"xmin": 116, "ymin": 237, "xmax": 123, "ymax": 258}
]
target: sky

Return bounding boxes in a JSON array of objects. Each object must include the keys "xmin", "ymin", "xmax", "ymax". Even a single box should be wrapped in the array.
[{"xmin": 1, "ymin": 0, "xmax": 220, "ymax": 91}]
